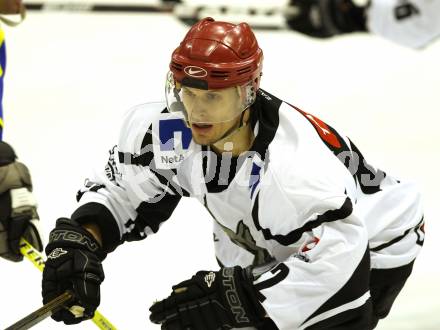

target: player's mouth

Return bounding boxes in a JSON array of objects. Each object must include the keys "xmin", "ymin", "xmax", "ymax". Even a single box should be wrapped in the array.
[{"xmin": 191, "ymin": 123, "xmax": 213, "ymax": 134}]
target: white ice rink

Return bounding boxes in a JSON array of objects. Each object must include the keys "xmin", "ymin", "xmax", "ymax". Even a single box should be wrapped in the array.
[{"xmin": 1, "ymin": 4, "xmax": 439, "ymax": 330}]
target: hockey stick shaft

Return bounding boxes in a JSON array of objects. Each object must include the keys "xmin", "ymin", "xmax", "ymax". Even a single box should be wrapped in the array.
[
  {"xmin": 5, "ymin": 291, "xmax": 74, "ymax": 330},
  {"xmin": 24, "ymin": 2, "xmax": 174, "ymax": 13},
  {"xmin": 19, "ymin": 238, "xmax": 118, "ymax": 330}
]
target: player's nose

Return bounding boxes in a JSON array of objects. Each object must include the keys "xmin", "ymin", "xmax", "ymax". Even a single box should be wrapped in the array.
[{"xmin": 190, "ymin": 105, "xmax": 209, "ymax": 121}]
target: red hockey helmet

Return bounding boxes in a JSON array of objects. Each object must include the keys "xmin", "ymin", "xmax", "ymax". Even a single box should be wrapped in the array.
[
  {"xmin": 166, "ymin": 17, "xmax": 263, "ymax": 124},
  {"xmin": 170, "ymin": 17, "xmax": 263, "ymax": 90}
]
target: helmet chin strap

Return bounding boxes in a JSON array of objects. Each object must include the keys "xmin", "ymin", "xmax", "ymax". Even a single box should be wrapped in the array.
[{"xmin": 210, "ymin": 110, "xmax": 248, "ymax": 146}]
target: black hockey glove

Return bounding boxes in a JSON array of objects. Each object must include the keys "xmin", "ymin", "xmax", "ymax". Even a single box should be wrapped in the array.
[
  {"xmin": 149, "ymin": 266, "xmax": 266, "ymax": 330},
  {"xmin": 0, "ymin": 141, "xmax": 43, "ymax": 262},
  {"xmin": 42, "ymin": 218, "xmax": 105, "ymax": 324},
  {"xmin": 286, "ymin": 0, "xmax": 367, "ymax": 38}
]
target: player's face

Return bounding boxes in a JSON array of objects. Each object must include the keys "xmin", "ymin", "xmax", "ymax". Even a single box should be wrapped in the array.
[{"xmin": 182, "ymin": 86, "xmax": 242, "ymax": 145}]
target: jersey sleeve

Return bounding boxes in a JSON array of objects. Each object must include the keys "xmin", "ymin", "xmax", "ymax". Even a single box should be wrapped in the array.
[
  {"xmin": 71, "ymin": 103, "xmax": 182, "ymax": 253},
  {"xmin": 366, "ymin": 0, "xmax": 440, "ymax": 48},
  {"xmin": 253, "ymin": 194, "xmax": 371, "ymax": 329}
]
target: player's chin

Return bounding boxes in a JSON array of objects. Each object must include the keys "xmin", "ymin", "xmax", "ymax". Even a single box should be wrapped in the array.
[{"xmin": 192, "ymin": 134, "xmax": 215, "ymax": 146}]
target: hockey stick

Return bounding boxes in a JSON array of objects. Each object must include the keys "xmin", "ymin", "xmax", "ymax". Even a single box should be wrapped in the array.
[
  {"xmin": 23, "ymin": 1, "xmax": 301, "ymax": 30},
  {"xmin": 19, "ymin": 238, "xmax": 118, "ymax": 330},
  {"xmin": 24, "ymin": 2, "xmax": 175, "ymax": 13},
  {"xmin": 173, "ymin": 3, "xmax": 300, "ymax": 29},
  {"xmin": 5, "ymin": 291, "xmax": 74, "ymax": 330}
]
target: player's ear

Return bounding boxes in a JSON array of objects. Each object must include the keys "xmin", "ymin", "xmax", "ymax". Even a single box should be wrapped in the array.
[{"xmin": 236, "ymin": 86, "xmax": 249, "ymax": 112}]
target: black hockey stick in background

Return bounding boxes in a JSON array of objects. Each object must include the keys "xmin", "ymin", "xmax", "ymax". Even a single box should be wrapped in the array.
[
  {"xmin": 173, "ymin": 2, "xmax": 300, "ymax": 28},
  {"xmin": 22, "ymin": 1, "xmax": 301, "ymax": 30},
  {"xmin": 23, "ymin": 1, "xmax": 175, "ymax": 13},
  {"xmin": 5, "ymin": 291, "xmax": 74, "ymax": 330}
]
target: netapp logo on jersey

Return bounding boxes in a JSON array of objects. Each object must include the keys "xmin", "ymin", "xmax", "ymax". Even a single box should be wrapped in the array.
[
  {"xmin": 184, "ymin": 66, "xmax": 208, "ymax": 78},
  {"xmin": 161, "ymin": 154, "xmax": 184, "ymax": 164}
]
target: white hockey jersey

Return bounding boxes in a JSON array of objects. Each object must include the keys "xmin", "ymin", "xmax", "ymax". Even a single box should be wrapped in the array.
[
  {"xmin": 367, "ymin": 0, "xmax": 440, "ymax": 48},
  {"xmin": 73, "ymin": 89, "xmax": 424, "ymax": 329}
]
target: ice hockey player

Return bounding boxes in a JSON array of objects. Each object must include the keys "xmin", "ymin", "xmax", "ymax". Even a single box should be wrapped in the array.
[
  {"xmin": 0, "ymin": 141, "xmax": 43, "ymax": 261},
  {"xmin": 0, "ymin": 1, "xmax": 42, "ymax": 262},
  {"xmin": 0, "ymin": 0, "xmax": 27, "ymax": 140},
  {"xmin": 41, "ymin": 17, "xmax": 424, "ymax": 329},
  {"xmin": 285, "ymin": 0, "xmax": 440, "ymax": 48}
]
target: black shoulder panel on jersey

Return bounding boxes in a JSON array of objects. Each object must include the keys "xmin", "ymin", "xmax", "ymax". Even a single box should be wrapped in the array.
[
  {"xmin": 288, "ymin": 103, "xmax": 350, "ymax": 158},
  {"xmin": 287, "ymin": 103, "xmax": 386, "ymax": 194},
  {"xmin": 71, "ymin": 202, "xmax": 121, "ymax": 254},
  {"xmin": 252, "ymin": 193, "xmax": 353, "ymax": 246},
  {"xmin": 251, "ymin": 89, "xmax": 282, "ymax": 161},
  {"xmin": 303, "ymin": 248, "xmax": 371, "ymax": 329},
  {"xmin": 348, "ymin": 139, "xmax": 386, "ymax": 195},
  {"xmin": 289, "ymin": 103, "xmax": 359, "ymax": 181}
]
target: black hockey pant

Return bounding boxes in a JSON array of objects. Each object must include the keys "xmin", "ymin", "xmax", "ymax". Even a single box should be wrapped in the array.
[
  {"xmin": 258, "ymin": 260, "xmax": 415, "ymax": 330},
  {"xmin": 370, "ymin": 260, "xmax": 415, "ymax": 329}
]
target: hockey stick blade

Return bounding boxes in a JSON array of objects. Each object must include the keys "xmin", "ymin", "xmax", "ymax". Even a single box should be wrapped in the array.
[
  {"xmin": 19, "ymin": 238, "xmax": 118, "ymax": 330},
  {"xmin": 5, "ymin": 291, "xmax": 74, "ymax": 330}
]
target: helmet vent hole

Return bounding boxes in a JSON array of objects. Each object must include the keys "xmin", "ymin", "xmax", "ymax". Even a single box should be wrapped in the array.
[
  {"xmin": 237, "ymin": 66, "xmax": 252, "ymax": 75},
  {"xmin": 171, "ymin": 61, "xmax": 183, "ymax": 71},
  {"xmin": 211, "ymin": 70, "xmax": 230, "ymax": 78}
]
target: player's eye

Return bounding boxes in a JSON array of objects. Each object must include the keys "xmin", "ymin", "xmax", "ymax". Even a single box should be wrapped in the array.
[
  {"xmin": 205, "ymin": 93, "xmax": 220, "ymax": 101},
  {"xmin": 183, "ymin": 89, "xmax": 195, "ymax": 98}
]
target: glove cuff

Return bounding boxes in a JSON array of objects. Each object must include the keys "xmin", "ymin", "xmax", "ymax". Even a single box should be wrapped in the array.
[
  {"xmin": 46, "ymin": 218, "xmax": 107, "ymax": 260},
  {"xmin": 236, "ymin": 266, "xmax": 267, "ymax": 320}
]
